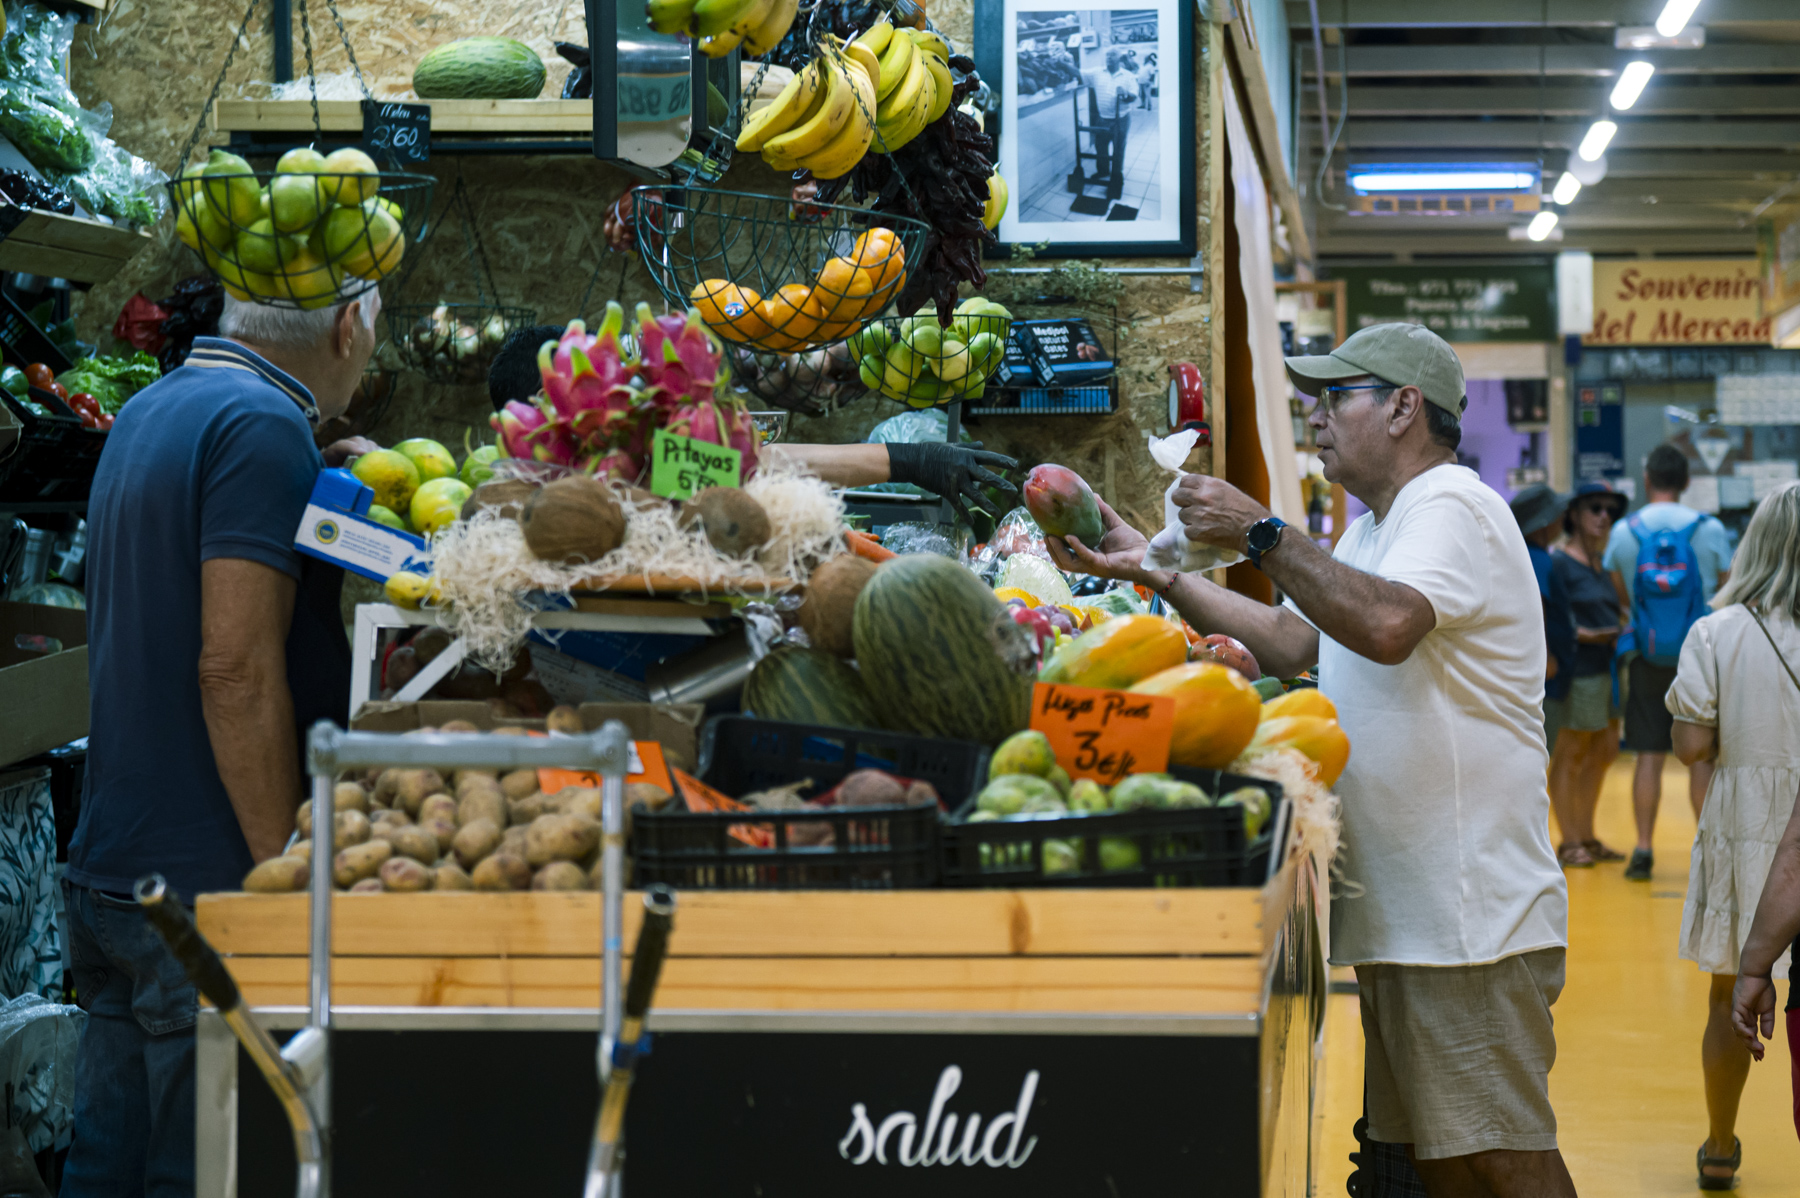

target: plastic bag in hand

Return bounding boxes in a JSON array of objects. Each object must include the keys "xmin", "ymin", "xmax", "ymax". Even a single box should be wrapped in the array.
[{"xmin": 1139, "ymin": 428, "xmax": 1245, "ymax": 573}]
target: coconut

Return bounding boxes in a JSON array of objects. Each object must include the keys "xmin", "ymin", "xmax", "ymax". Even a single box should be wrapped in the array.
[
  {"xmin": 678, "ymin": 486, "xmax": 772, "ymax": 558},
  {"xmin": 520, "ymin": 476, "xmax": 625, "ymax": 565},
  {"xmin": 798, "ymin": 554, "xmax": 877, "ymax": 658},
  {"xmin": 460, "ymin": 478, "xmax": 538, "ymax": 522}
]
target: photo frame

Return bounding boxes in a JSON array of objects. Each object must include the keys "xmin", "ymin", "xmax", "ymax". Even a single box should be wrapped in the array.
[{"xmin": 974, "ymin": 0, "xmax": 1195, "ymax": 258}]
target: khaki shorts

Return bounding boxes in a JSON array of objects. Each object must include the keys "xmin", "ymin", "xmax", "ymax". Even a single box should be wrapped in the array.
[
  {"xmin": 1543, "ymin": 672, "xmax": 1617, "ymax": 741},
  {"xmin": 1355, "ymin": 948, "xmax": 1565, "ymax": 1160}
]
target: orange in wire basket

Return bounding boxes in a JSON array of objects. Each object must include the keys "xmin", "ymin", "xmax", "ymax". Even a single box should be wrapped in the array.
[
  {"xmin": 756, "ymin": 283, "xmax": 824, "ymax": 351},
  {"xmin": 811, "ymin": 256, "xmax": 878, "ymax": 321},
  {"xmin": 849, "ymin": 228, "xmax": 907, "ymax": 301}
]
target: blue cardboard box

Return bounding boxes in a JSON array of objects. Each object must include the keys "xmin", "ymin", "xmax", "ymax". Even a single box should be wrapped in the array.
[{"xmin": 293, "ymin": 468, "xmax": 434, "ymax": 582}]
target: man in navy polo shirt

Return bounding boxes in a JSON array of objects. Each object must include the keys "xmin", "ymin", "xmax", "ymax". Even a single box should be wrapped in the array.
[{"xmin": 61, "ymin": 288, "xmax": 380, "ymax": 1196}]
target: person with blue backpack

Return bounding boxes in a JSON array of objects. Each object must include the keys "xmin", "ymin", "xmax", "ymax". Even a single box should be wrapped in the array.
[{"xmin": 1604, "ymin": 444, "xmax": 1733, "ymax": 881}]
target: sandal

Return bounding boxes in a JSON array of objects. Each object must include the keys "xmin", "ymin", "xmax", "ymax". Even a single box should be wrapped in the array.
[
  {"xmin": 1697, "ymin": 1136, "xmax": 1740, "ymax": 1190},
  {"xmin": 1583, "ymin": 839, "xmax": 1627, "ymax": 862},
  {"xmin": 1558, "ymin": 843, "xmax": 1596, "ymax": 868}
]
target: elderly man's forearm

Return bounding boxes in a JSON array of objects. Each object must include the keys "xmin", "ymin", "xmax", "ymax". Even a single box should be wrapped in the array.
[
  {"xmin": 1263, "ymin": 537, "xmax": 1433, "ymax": 666},
  {"xmin": 199, "ymin": 660, "xmax": 301, "ymax": 862}
]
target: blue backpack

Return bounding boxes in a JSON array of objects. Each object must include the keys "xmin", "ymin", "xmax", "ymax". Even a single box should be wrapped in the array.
[{"xmin": 1627, "ymin": 512, "xmax": 1707, "ymax": 667}]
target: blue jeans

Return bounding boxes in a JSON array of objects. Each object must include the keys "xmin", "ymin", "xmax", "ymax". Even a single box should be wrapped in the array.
[{"xmin": 59, "ymin": 881, "xmax": 197, "ymax": 1198}]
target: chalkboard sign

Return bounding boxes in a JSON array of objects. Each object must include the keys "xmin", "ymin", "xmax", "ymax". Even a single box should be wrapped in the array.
[{"xmin": 361, "ymin": 100, "xmax": 430, "ymax": 164}]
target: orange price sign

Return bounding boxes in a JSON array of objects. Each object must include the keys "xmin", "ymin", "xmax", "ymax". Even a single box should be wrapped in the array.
[
  {"xmin": 537, "ymin": 740, "xmax": 672, "ymax": 797},
  {"xmin": 1029, "ymin": 682, "xmax": 1176, "ymax": 785}
]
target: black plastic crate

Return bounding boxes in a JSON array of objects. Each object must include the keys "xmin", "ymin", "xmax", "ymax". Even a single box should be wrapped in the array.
[
  {"xmin": 630, "ymin": 717, "xmax": 991, "ymax": 890},
  {"xmin": 0, "ymin": 386, "xmax": 103, "ymax": 505},
  {"xmin": 939, "ymin": 768, "xmax": 1286, "ymax": 889},
  {"xmin": 0, "ymin": 293, "xmax": 73, "ymax": 375}
]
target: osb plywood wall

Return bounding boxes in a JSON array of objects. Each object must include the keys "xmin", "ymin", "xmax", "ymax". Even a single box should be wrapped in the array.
[{"xmin": 68, "ymin": 0, "xmax": 1219, "ymax": 533}]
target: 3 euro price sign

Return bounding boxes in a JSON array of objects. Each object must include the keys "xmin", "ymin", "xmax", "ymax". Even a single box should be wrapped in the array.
[
  {"xmin": 650, "ymin": 428, "xmax": 741, "ymax": 500},
  {"xmin": 1029, "ymin": 682, "xmax": 1175, "ymax": 785}
]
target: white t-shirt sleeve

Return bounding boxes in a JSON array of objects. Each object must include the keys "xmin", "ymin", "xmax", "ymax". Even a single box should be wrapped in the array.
[
  {"xmin": 1602, "ymin": 521, "xmax": 1636, "ymax": 576},
  {"xmin": 1369, "ymin": 492, "xmax": 1490, "ymax": 628},
  {"xmin": 1665, "ymin": 615, "xmax": 1719, "ymax": 726}
]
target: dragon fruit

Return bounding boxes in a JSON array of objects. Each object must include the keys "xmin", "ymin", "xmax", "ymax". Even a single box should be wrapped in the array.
[
  {"xmin": 634, "ymin": 302, "xmax": 727, "ymax": 410},
  {"xmin": 539, "ymin": 305, "xmax": 638, "ymax": 449},
  {"xmin": 491, "ymin": 399, "xmax": 577, "ymax": 467},
  {"xmin": 582, "ymin": 446, "xmax": 646, "ymax": 484}
]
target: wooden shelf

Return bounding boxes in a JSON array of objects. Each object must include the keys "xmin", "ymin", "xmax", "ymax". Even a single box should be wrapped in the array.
[
  {"xmin": 212, "ymin": 98, "xmax": 593, "ymax": 137},
  {"xmin": 0, "ymin": 205, "xmax": 151, "ymax": 285}
]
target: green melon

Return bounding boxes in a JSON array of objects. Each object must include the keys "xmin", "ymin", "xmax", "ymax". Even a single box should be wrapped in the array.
[
  {"xmin": 412, "ymin": 38, "xmax": 547, "ymax": 101},
  {"xmin": 851, "ymin": 555, "xmax": 1037, "ymax": 745},
  {"xmin": 741, "ymin": 644, "xmax": 878, "ymax": 730}
]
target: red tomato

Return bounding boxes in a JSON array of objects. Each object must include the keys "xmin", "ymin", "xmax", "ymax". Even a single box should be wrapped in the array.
[
  {"xmin": 23, "ymin": 362, "xmax": 53, "ymax": 390},
  {"xmin": 76, "ymin": 408, "xmax": 97, "ymax": 428},
  {"xmin": 96, "ymin": 412, "xmax": 114, "ymax": 431},
  {"xmin": 68, "ymin": 391, "xmax": 97, "ymax": 412},
  {"xmin": 48, "ymin": 381, "xmax": 68, "ymax": 401}
]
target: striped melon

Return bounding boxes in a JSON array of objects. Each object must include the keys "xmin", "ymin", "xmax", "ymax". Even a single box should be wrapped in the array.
[
  {"xmin": 742, "ymin": 644, "xmax": 878, "ymax": 729},
  {"xmin": 851, "ymin": 555, "xmax": 1036, "ymax": 744}
]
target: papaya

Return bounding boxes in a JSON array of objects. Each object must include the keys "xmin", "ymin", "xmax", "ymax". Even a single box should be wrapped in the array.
[
  {"xmin": 1260, "ymin": 688, "xmax": 1338, "ymax": 723},
  {"xmin": 1127, "ymin": 662, "xmax": 1262, "ymax": 770},
  {"xmin": 1245, "ymin": 715, "xmax": 1350, "ymax": 786},
  {"xmin": 1039, "ymin": 614, "xmax": 1188, "ymax": 690},
  {"xmin": 1022, "ymin": 464, "xmax": 1104, "ymax": 545}
]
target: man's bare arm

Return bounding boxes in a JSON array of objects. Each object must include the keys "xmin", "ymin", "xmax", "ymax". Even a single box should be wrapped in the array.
[
  {"xmin": 1259, "ymin": 529, "xmax": 1437, "ymax": 666},
  {"xmin": 198, "ymin": 557, "xmax": 300, "ymax": 863},
  {"xmin": 1157, "ymin": 572, "xmax": 1322, "ymax": 680}
]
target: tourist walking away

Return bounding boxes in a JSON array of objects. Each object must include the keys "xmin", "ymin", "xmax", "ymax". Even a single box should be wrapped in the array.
[
  {"xmin": 1665, "ymin": 481, "xmax": 1800, "ymax": 1187},
  {"xmin": 1607, "ymin": 443, "xmax": 1733, "ymax": 880},
  {"xmin": 1547, "ymin": 482, "xmax": 1628, "ymax": 867},
  {"xmin": 62, "ymin": 294, "xmax": 379, "ymax": 1196},
  {"xmin": 1512, "ymin": 484, "xmax": 1577, "ymax": 740},
  {"xmin": 1046, "ymin": 321, "xmax": 1574, "ymax": 1197}
]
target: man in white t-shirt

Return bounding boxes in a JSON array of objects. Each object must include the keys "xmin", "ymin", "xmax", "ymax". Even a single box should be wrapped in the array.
[
  {"xmin": 1601, "ymin": 442, "xmax": 1732, "ymax": 881},
  {"xmin": 1046, "ymin": 322, "xmax": 1572, "ymax": 1196}
]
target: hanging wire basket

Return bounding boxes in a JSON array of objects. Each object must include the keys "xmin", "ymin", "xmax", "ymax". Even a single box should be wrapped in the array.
[
  {"xmin": 387, "ymin": 303, "xmax": 537, "ymax": 385},
  {"xmin": 631, "ymin": 185, "xmax": 929, "ymax": 356},
  {"xmin": 168, "ymin": 168, "xmax": 435, "ymax": 309},
  {"xmin": 724, "ymin": 340, "xmax": 870, "ymax": 417},
  {"xmin": 848, "ymin": 308, "xmax": 1013, "ymax": 409}
]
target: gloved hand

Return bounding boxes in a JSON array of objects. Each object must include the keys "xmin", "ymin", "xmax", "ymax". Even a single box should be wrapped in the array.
[{"xmin": 885, "ymin": 441, "xmax": 1020, "ymax": 522}]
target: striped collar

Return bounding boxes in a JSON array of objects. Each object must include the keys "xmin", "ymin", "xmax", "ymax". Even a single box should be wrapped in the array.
[{"xmin": 186, "ymin": 336, "xmax": 319, "ymax": 424}]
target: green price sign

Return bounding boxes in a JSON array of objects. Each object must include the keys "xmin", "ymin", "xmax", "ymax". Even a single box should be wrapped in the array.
[
  {"xmin": 650, "ymin": 428, "xmax": 741, "ymax": 501},
  {"xmin": 618, "ymin": 72, "xmax": 690, "ymax": 124}
]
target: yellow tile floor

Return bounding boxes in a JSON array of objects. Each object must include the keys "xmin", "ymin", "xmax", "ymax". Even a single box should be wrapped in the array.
[{"xmin": 1318, "ymin": 757, "xmax": 1800, "ymax": 1196}]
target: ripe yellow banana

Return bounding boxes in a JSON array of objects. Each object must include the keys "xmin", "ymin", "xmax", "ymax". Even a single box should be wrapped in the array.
[
  {"xmin": 983, "ymin": 172, "xmax": 1008, "ymax": 229},
  {"xmin": 903, "ymin": 27, "xmax": 951, "ymax": 60},
  {"xmin": 697, "ymin": 0, "xmax": 772, "ymax": 53},
  {"xmin": 854, "ymin": 18, "xmax": 894, "ymax": 57},
  {"xmin": 644, "ymin": 0, "xmax": 695, "ymax": 36},
  {"xmin": 763, "ymin": 56, "xmax": 856, "ymax": 166},
  {"xmin": 692, "ymin": 0, "xmax": 756, "ymax": 38},
  {"xmin": 876, "ymin": 25, "xmax": 917, "ymax": 99},
  {"xmin": 876, "ymin": 50, "xmax": 926, "ymax": 123},
  {"xmin": 841, "ymin": 39, "xmax": 882, "ymax": 87},
  {"xmin": 736, "ymin": 59, "xmax": 823, "ymax": 151},
  {"xmin": 872, "ymin": 65, "xmax": 929, "ymax": 152},
  {"xmin": 743, "ymin": 0, "xmax": 798, "ymax": 55},
  {"xmin": 922, "ymin": 49, "xmax": 953, "ymax": 123},
  {"xmin": 799, "ymin": 61, "xmax": 877, "ymax": 179}
]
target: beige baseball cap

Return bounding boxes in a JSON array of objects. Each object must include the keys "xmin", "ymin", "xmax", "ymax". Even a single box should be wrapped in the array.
[{"xmin": 1284, "ymin": 321, "xmax": 1467, "ymax": 414}]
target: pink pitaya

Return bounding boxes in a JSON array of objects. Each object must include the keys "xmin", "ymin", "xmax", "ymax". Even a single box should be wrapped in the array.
[
  {"xmin": 539, "ymin": 305, "xmax": 638, "ymax": 454},
  {"xmin": 581, "ymin": 447, "xmax": 646, "ymax": 485},
  {"xmin": 490, "ymin": 399, "xmax": 577, "ymax": 466},
  {"xmin": 634, "ymin": 302, "xmax": 726, "ymax": 407},
  {"xmin": 720, "ymin": 402, "xmax": 761, "ymax": 478}
]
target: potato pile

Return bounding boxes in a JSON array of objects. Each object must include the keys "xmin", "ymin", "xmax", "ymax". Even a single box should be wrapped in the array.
[{"xmin": 242, "ymin": 715, "xmax": 673, "ymax": 894}]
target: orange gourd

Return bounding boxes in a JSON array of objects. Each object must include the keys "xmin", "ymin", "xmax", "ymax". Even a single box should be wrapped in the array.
[
  {"xmin": 1038, "ymin": 614, "xmax": 1188, "ymax": 690},
  {"xmin": 1246, "ymin": 715, "xmax": 1351, "ymax": 786},
  {"xmin": 1260, "ymin": 688, "xmax": 1338, "ymax": 723},
  {"xmin": 1127, "ymin": 662, "xmax": 1262, "ymax": 770}
]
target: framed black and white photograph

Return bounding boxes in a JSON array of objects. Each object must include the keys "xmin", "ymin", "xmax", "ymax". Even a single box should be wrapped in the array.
[{"xmin": 975, "ymin": 0, "xmax": 1194, "ymax": 257}]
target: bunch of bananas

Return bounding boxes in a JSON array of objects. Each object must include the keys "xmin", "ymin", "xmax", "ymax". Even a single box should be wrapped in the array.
[
  {"xmin": 983, "ymin": 172, "xmax": 1008, "ymax": 231},
  {"xmin": 859, "ymin": 21, "xmax": 953, "ymax": 154},
  {"xmin": 736, "ymin": 38, "xmax": 880, "ymax": 180},
  {"xmin": 646, "ymin": 0, "xmax": 797, "ymax": 57}
]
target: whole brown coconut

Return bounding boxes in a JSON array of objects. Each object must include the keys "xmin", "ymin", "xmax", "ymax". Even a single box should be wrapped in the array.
[
  {"xmin": 521, "ymin": 476, "xmax": 626, "ymax": 565},
  {"xmin": 798, "ymin": 554, "xmax": 877, "ymax": 658},
  {"xmin": 460, "ymin": 478, "xmax": 539, "ymax": 522},
  {"xmin": 678, "ymin": 486, "xmax": 771, "ymax": 557}
]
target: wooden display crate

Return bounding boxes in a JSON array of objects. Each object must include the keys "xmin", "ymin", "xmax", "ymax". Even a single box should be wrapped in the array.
[
  {"xmin": 0, "ymin": 205, "xmax": 151, "ymax": 285},
  {"xmin": 211, "ymin": 98, "xmax": 593, "ymax": 137},
  {"xmin": 195, "ymin": 879, "xmax": 1292, "ymax": 1013}
]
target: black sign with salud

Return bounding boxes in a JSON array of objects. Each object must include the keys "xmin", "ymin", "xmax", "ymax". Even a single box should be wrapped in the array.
[{"xmin": 362, "ymin": 100, "xmax": 430, "ymax": 165}]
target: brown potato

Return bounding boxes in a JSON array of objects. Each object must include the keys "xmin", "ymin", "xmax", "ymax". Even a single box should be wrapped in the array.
[
  {"xmin": 395, "ymin": 769, "xmax": 448, "ymax": 816},
  {"xmin": 289, "ymin": 838, "xmax": 312, "ymax": 864},
  {"xmin": 551, "ymin": 786, "xmax": 601, "ymax": 820},
  {"xmin": 418, "ymin": 794, "xmax": 459, "ymax": 825},
  {"xmin": 440, "ymin": 719, "xmax": 480, "ymax": 733},
  {"xmin": 457, "ymin": 790, "xmax": 507, "ymax": 830},
  {"xmin": 545, "ymin": 705, "xmax": 585, "ymax": 735},
  {"xmin": 378, "ymin": 824, "xmax": 440, "ymax": 865},
  {"xmin": 500, "ymin": 825, "xmax": 532, "ymax": 860},
  {"xmin": 348, "ymin": 878, "xmax": 385, "ymax": 893},
  {"xmin": 433, "ymin": 862, "xmax": 474, "ymax": 891},
  {"xmin": 419, "ymin": 817, "xmax": 458, "ymax": 854},
  {"xmin": 501, "ymin": 769, "xmax": 541, "ymax": 800},
  {"xmin": 333, "ymin": 810, "xmax": 372, "ymax": 850},
  {"xmin": 532, "ymin": 861, "xmax": 588, "ymax": 890},
  {"xmin": 625, "ymin": 782, "xmax": 673, "ymax": 811},
  {"xmin": 451, "ymin": 817, "xmax": 503, "ymax": 869},
  {"xmin": 296, "ymin": 799, "xmax": 313, "ymax": 839},
  {"xmin": 379, "ymin": 856, "xmax": 434, "ymax": 892},
  {"xmin": 244, "ymin": 856, "xmax": 310, "ymax": 892},
  {"xmin": 333, "ymin": 782, "xmax": 370, "ymax": 813},
  {"xmin": 471, "ymin": 852, "xmax": 531, "ymax": 891},
  {"xmin": 490, "ymin": 725, "xmax": 530, "ymax": 737},
  {"xmin": 838, "ymin": 769, "xmax": 907, "ymax": 808},
  {"xmin": 333, "ymin": 839, "xmax": 392, "ymax": 888},
  {"xmin": 373, "ymin": 768, "xmax": 404, "ymax": 806},
  {"xmin": 525, "ymin": 813, "xmax": 600, "ymax": 868},
  {"xmin": 455, "ymin": 772, "xmax": 504, "ymax": 801},
  {"xmin": 449, "ymin": 768, "xmax": 498, "ymax": 794},
  {"xmin": 507, "ymin": 793, "xmax": 548, "ymax": 826},
  {"xmin": 588, "ymin": 858, "xmax": 605, "ymax": 890}
]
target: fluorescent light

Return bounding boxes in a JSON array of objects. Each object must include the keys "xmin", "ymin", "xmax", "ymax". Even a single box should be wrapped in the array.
[
  {"xmin": 1610, "ymin": 61, "xmax": 1655, "ymax": 110},
  {"xmin": 1656, "ymin": 0, "xmax": 1703, "ymax": 38},
  {"xmin": 1527, "ymin": 210, "xmax": 1560, "ymax": 241},
  {"xmin": 1578, "ymin": 120, "xmax": 1618, "ymax": 162},
  {"xmin": 1551, "ymin": 172, "xmax": 1582, "ymax": 205},
  {"xmin": 1347, "ymin": 169, "xmax": 1538, "ymax": 193},
  {"xmin": 1615, "ymin": 24, "xmax": 1704, "ymax": 49}
]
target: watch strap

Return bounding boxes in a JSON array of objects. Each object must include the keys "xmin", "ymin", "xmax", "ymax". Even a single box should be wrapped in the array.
[{"xmin": 1247, "ymin": 517, "xmax": 1288, "ymax": 570}]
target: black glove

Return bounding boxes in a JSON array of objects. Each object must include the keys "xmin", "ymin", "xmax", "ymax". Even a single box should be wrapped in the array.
[{"xmin": 885, "ymin": 441, "xmax": 1021, "ymax": 523}]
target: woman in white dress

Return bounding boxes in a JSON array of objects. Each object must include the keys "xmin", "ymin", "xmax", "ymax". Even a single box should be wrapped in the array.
[{"xmin": 1667, "ymin": 479, "xmax": 1800, "ymax": 1189}]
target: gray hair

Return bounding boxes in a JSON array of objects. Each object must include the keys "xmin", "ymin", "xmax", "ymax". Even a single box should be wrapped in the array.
[
  {"xmin": 1713, "ymin": 480, "xmax": 1800, "ymax": 621},
  {"xmin": 218, "ymin": 287, "xmax": 380, "ymax": 352}
]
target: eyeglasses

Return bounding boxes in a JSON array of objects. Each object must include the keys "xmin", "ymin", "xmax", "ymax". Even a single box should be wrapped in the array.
[{"xmin": 1304, "ymin": 382, "xmax": 1392, "ymax": 418}]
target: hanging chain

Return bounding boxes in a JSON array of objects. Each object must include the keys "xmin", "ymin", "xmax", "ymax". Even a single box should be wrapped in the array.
[
  {"xmin": 452, "ymin": 170, "xmax": 501, "ymax": 307},
  {"xmin": 323, "ymin": 0, "xmax": 374, "ymax": 99},
  {"xmin": 297, "ymin": 0, "xmax": 321, "ymax": 138},
  {"xmin": 175, "ymin": 0, "xmax": 268, "ymax": 171}
]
